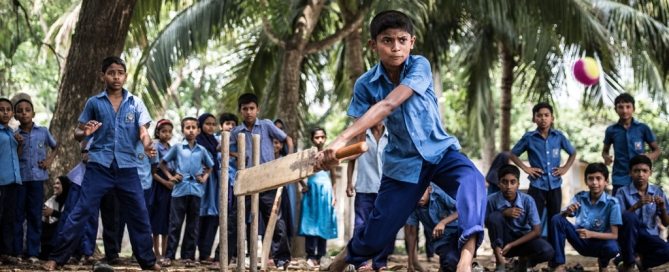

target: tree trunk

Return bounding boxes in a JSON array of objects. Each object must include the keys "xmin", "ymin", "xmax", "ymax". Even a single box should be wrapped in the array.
[
  {"xmin": 49, "ymin": 0, "xmax": 137, "ymax": 177},
  {"xmin": 481, "ymin": 90, "xmax": 496, "ymax": 170},
  {"xmin": 432, "ymin": 62, "xmax": 446, "ymax": 119},
  {"xmin": 499, "ymin": 42, "xmax": 515, "ymax": 151},
  {"xmin": 277, "ymin": 49, "xmax": 307, "ymax": 146}
]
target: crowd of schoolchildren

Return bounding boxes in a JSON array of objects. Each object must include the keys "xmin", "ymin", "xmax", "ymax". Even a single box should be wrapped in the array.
[{"xmin": 0, "ymin": 54, "xmax": 667, "ymax": 272}]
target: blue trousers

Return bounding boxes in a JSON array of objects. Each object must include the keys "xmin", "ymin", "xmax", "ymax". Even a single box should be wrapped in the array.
[
  {"xmin": 549, "ymin": 215, "xmax": 618, "ymax": 268},
  {"xmin": 63, "ymin": 183, "xmax": 97, "ymax": 257},
  {"xmin": 485, "ymin": 211, "xmax": 554, "ymax": 266},
  {"xmin": 434, "ymin": 231, "xmax": 460, "ymax": 272},
  {"xmin": 619, "ymin": 211, "xmax": 669, "ymax": 268},
  {"xmin": 345, "ymin": 149, "xmax": 486, "ymax": 266},
  {"xmin": 354, "ymin": 193, "xmax": 393, "ymax": 269},
  {"xmin": 14, "ymin": 180, "xmax": 45, "ymax": 257},
  {"xmin": 49, "ymin": 161, "xmax": 156, "ymax": 269},
  {"xmin": 0, "ymin": 184, "xmax": 18, "ymax": 256},
  {"xmin": 305, "ymin": 235, "xmax": 326, "ymax": 260},
  {"xmin": 165, "ymin": 195, "xmax": 200, "ymax": 260}
]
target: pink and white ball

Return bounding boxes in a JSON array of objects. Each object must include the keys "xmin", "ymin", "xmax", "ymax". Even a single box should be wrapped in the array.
[{"xmin": 573, "ymin": 57, "xmax": 600, "ymax": 86}]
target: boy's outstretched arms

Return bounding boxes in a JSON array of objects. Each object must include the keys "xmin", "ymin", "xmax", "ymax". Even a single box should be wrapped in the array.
[{"xmin": 315, "ymin": 85, "xmax": 414, "ymax": 170}]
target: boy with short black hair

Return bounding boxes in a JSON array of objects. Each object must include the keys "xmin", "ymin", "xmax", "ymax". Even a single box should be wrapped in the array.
[
  {"xmin": 159, "ymin": 117, "xmax": 214, "ymax": 267},
  {"xmin": 405, "ymin": 184, "xmax": 459, "ymax": 271},
  {"xmin": 316, "ymin": 10, "xmax": 486, "ymax": 272},
  {"xmin": 602, "ymin": 93, "xmax": 661, "ymax": 193},
  {"xmin": 616, "ymin": 155, "xmax": 669, "ymax": 271},
  {"xmin": 13, "ymin": 97, "xmax": 58, "ymax": 263},
  {"xmin": 486, "ymin": 164, "xmax": 553, "ymax": 272},
  {"xmin": 229, "ymin": 93, "xmax": 293, "ymax": 268},
  {"xmin": 549, "ymin": 163, "xmax": 621, "ymax": 272},
  {"xmin": 510, "ymin": 102, "xmax": 577, "ymax": 234},
  {"xmin": 44, "ymin": 56, "xmax": 159, "ymax": 271}
]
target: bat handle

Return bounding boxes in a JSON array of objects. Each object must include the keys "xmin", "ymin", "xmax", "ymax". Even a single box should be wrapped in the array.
[{"xmin": 335, "ymin": 142, "xmax": 368, "ymax": 159}]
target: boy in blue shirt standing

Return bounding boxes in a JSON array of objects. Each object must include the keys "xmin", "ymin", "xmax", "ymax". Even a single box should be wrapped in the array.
[
  {"xmin": 486, "ymin": 164, "xmax": 553, "ymax": 272},
  {"xmin": 405, "ymin": 184, "xmax": 459, "ymax": 271},
  {"xmin": 602, "ymin": 93, "xmax": 661, "ymax": 194},
  {"xmin": 616, "ymin": 155, "xmax": 669, "ymax": 271},
  {"xmin": 0, "ymin": 98, "xmax": 22, "ymax": 265},
  {"xmin": 43, "ymin": 57, "xmax": 159, "ymax": 271},
  {"xmin": 549, "ymin": 163, "xmax": 621, "ymax": 272},
  {"xmin": 510, "ymin": 102, "xmax": 576, "ymax": 234},
  {"xmin": 316, "ymin": 10, "xmax": 486, "ymax": 272},
  {"xmin": 159, "ymin": 117, "xmax": 214, "ymax": 267},
  {"xmin": 229, "ymin": 93, "xmax": 293, "ymax": 268},
  {"xmin": 13, "ymin": 97, "xmax": 58, "ymax": 263}
]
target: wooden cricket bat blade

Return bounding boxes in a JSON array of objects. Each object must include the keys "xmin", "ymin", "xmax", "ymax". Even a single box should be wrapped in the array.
[{"xmin": 234, "ymin": 147, "xmax": 318, "ymax": 196}]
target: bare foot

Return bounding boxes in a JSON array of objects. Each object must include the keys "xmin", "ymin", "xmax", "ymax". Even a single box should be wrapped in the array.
[
  {"xmin": 326, "ymin": 247, "xmax": 348, "ymax": 272},
  {"xmin": 552, "ymin": 264, "xmax": 567, "ymax": 272},
  {"xmin": 43, "ymin": 260, "xmax": 57, "ymax": 271}
]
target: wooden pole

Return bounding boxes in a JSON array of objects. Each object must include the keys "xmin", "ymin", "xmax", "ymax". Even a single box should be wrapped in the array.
[
  {"xmin": 236, "ymin": 133, "xmax": 246, "ymax": 272},
  {"xmin": 218, "ymin": 131, "xmax": 230, "ymax": 271},
  {"xmin": 250, "ymin": 134, "xmax": 260, "ymax": 272},
  {"xmin": 260, "ymin": 187, "xmax": 283, "ymax": 270}
]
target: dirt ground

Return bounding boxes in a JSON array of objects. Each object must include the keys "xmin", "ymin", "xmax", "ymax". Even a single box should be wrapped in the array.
[{"xmin": 3, "ymin": 253, "xmax": 668, "ymax": 272}]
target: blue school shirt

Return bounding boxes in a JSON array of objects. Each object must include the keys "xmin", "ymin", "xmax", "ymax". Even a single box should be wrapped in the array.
[
  {"xmin": 153, "ymin": 140, "xmax": 175, "ymax": 171},
  {"xmin": 604, "ymin": 119, "xmax": 657, "ymax": 186},
  {"xmin": 615, "ymin": 183, "xmax": 669, "ymax": 236},
  {"xmin": 135, "ymin": 143, "xmax": 153, "ymax": 190},
  {"xmin": 162, "ymin": 140, "xmax": 214, "ymax": 198},
  {"xmin": 347, "ymin": 55, "xmax": 460, "ymax": 183},
  {"xmin": 229, "ymin": 118, "xmax": 286, "ymax": 166},
  {"xmin": 0, "ymin": 124, "xmax": 21, "ymax": 185},
  {"xmin": 354, "ymin": 128, "xmax": 388, "ymax": 193},
  {"xmin": 406, "ymin": 185, "xmax": 458, "ymax": 249},
  {"xmin": 487, "ymin": 191, "xmax": 541, "ymax": 234},
  {"xmin": 511, "ymin": 128, "xmax": 575, "ymax": 191},
  {"xmin": 17, "ymin": 125, "xmax": 57, "ymax": 181},
  {"xmin": 570, "ymin": 191, "xmax": 622, "ymax": 233},
  {"xmin": 78, "ymin": 89, "xmax": 152, "ymax": 168}
]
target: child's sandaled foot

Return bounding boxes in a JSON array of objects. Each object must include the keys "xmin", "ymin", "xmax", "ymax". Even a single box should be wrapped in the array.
[{"xmin": 43, "ymin": 260, "xmax": 58, "ymax": 271}]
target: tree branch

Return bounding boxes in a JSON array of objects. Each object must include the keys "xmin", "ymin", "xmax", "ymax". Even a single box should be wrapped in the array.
[
  {"xmin": 304, "ymin": 1, "xmax": 371, "ymax": 54},
  {"xmin": 259, "ymin": 0, "xmax": 285, "ymax": 49},
  {"xmin": 14, "ymin": 0, "xmax": 64, "ymax": 68}
]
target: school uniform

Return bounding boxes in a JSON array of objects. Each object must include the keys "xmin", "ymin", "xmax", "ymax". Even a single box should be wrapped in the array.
[
  {"xmin": 406, "ymin": 186, "xmax": 459, "ymax": 271},
  {"xmin": 616, "ymin": 183, "xmax": 669, "ymax": 268},
  {"xmin": 0, "ymin": 123, "xmax": 22, "ymax": 256},
  {"xmin": 151, "ymin": 140, "xmax": 173, "ymax": 236},
  {"xmin": 353, "ymin": 128, "xmax": 392, "ymax": 269},
  {"xmin": 604, "ymin": 119, "xmax": 657, "ymax": 192},
  {"xmin": 162, "ymin": 140, "xmax": 214, "ymax": 261},
  {"xmin": 14, "ymin": 125, "xmax": 57, "ymax": 258},
  {"xmin": 511, "ymin": 128, "xmax": 576, "ymax": 230},
  {"xmin": 62, "ymin": 163, "xmax": 97, "ymax": 259},
  {"xmin": 345, "ymin": 55, "xmax": 486, "ymax": 266},
  {"xmin": 196, "ymin": 120, "xmax": 222, "ymax": 262},
  {"xmin": 300, "ymin": 171, "xmax": 338, "ymax": 261},
  {"xmin": 486, "ymin": 192, "xmax": 553, "ymax": 266},
  {"xmin": 48, "ymin": 90, "xmax": 157, "ymax": 269},
  {"xmin": 230, "ymin": 119, "xmax": 292, "ymax": 264},
  {"xmin": 549, "ymin": 191, "xmax": 621, "ymax": 268}
]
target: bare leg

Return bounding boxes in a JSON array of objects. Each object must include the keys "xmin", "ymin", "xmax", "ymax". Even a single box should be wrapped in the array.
[{"xmin": 456, "ymin": 234, "xmax": 477, "ymax": 272}]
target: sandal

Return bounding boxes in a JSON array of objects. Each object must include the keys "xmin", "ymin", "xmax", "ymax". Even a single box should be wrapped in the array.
[
  {"xmin": 160, "ymin": 258, "xmax": 172, "ymax": 267},
  {"xmin": 357, "ymin": 263, "xmax": 374, "ymax": 271}
]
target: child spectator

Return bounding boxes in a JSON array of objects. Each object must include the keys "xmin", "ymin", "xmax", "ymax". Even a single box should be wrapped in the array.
[
  {"xmin": 212, "ymin": 112, "xmax": 238, "ymax": 266},
  {"xmin": 151, "ymin": 119, "xmax": 174, "ymax": 259},
  {"xmin": 510, "ymin": 102, "xmax": 576, "ymax": 233},
  {"xmin": 486, "ymin": 164, "xmax": 553, "ymax": 272},
  {"xmin": 345, "ymin": 122, "xmax": 392, "ymax": 270},
  {"xmin": 159, "ymin": 117, "xmax": 214, "ymax": 267},
  {"xmin": 229, "ymin": 93, "xmax": 292, "ymax": 268},
  {"xmin": 43, "ymin": 56, "xmax": 159, "ymax": 271},
  {"xmin": 0, "ymin": 97, "xmax": 22, "ymax": 265},
  {"xmin": 300, "ymin": 128, "xmax": 338, "ymax": 268},
  {"xmin": 196, "ymin": 113, "xmax": 221, "ymax": 263},
  {"xmin": 40, "ymin": 176, "xmax": 71, "ymax": 259},
  {"xmin": 602, "ymin": 93, "xmax": 661, "ymax": 193},
  {"xmin": 616, "ymin": 155, "xmax": 669, "ymax": 271},
  {"xmin": 13, "ymin": 97, "xmax": 58, "ymax": 263},
  {"xmin": 549, "ymin": 163, "xmax": 621, "ymax": 272},
  {"xmin": 405, "ymin": 184, "xmax": 459, "ymax": 271},
  {"xmin": 216, "ymin": 112, "xmax": 238, "ymax": 143}
]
